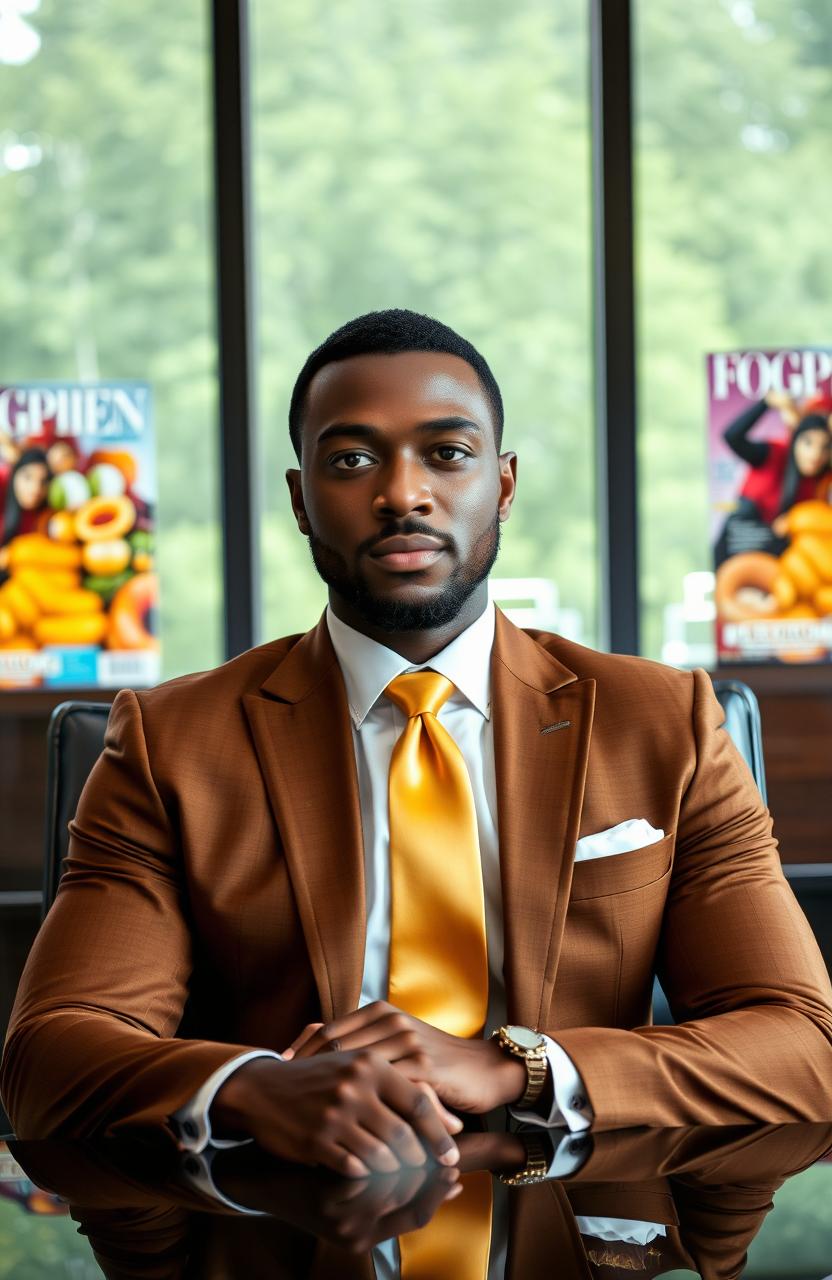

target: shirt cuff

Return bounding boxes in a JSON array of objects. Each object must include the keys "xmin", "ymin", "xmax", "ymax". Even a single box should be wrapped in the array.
[
  {"xmin": 178, "ymin": 1146, "xmax": 268, "ymax": 1215},
  {"xmin": 508, "ymin": 1035, "xmax": 594, "ymax": 1131},
  {"xmin": 171, "ymin": 1050, "xmax": 283, "ymax": 1153},
  {"xmin": 547, "ymin": 1129, "xmax": 594, "ymax": 1177}
]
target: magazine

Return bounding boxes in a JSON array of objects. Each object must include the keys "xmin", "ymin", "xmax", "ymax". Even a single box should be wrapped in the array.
[
  {"xmin": 0, "ymin": 382, "xmax": 159, "ymax": 689},
  {"xmin": 708, "ymin": 349, "xmax": 832, "ymax": 664}
]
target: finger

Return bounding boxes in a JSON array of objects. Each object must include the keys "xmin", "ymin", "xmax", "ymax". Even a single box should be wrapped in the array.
[
  {"xmin": 345, "ymin": 1169, "xmax": 458, "ymax": 1253},
  {"xmin": 377, "ymin": 1171, "xmax": 462, "ymax": 1243},
  {"xmin": 354, "ymin": 1095, "xmax": 429, "ymax": 1170},
  {"xmin": 378, "ymin": 1072, "xmax": 459, "ymax": 1167},
  {"xmin": 311, "ymin": 1026, "xmax": 423, "ymax": 1063},
  {"xmin": 282, "ymin": 1022, "xmax": 324, "ymax": 1058},
  {"xmin": 293, "ymin": 1006, "xmax": 391, "ymax": 1059},
  {"xmin": 417, "ymin": 1081, "xmax": 464, "ymax": 1134},
  {"xmin": 329, "ymin": 1115, "xmax": 404, "ymax": 1175},
  {"xmin": 400, "ymin": 1079, "xmax": 461, "ymax": 1166},
  {"xmin": 318, "ymin": 1142, "xmax": 370, "ymax": 1180},
  {"xmin": 334, "ymin": 1165, "xmax": 429, "ymax": 1226},
  {"xmin": 378, "ymin": 1065, "xmax": 464, "ymax": 1134}
]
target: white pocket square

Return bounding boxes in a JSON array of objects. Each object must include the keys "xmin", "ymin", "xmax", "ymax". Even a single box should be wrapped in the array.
[{"xmin": 574, "ymin": 819, "xmax": 665, "ymax": 863}]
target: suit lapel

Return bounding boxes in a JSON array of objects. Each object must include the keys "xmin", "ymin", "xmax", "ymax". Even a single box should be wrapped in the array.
[
  {"xmin": 243, "ymin": 613, "xmax": 366, "ymax": 1022},
  {"xmin": 492, "ymin": 609, "xmax": 595, "ymax": 1028}
]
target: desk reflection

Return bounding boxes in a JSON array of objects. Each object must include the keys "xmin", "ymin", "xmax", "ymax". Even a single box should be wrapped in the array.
[{"xmin": 8, "ymin": 1122, "xmax": 832, "ymax": 1280}]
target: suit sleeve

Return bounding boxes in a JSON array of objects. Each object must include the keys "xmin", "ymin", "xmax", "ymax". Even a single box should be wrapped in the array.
[
  {"xmin": 0, "ymin": 689, "xmax": 256, "ymax": 1141},
  {"xmin": 550, "ymin": 668, "xmax": 832, "ymax": 1128}
]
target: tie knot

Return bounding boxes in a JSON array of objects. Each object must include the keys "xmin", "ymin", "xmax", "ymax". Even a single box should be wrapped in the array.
[{"xmin": 385, "ymin": 670, "xmax": 455, "ymax": 719}]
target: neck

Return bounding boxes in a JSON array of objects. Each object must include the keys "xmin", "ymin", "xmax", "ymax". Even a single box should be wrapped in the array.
[{"xmin": 328, "ymin": 584, "xmax": 489, "ymax": 663}]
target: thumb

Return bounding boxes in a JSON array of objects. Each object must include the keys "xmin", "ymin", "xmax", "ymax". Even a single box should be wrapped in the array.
[{"xmin": 281, "ymin": 1022, "xmax": 324, "ymax": 1060}]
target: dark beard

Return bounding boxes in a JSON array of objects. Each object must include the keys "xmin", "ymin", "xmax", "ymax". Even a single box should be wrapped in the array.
[{"xmin": 306, "ymin": 515, "xmax": 501, "ymax": 632}]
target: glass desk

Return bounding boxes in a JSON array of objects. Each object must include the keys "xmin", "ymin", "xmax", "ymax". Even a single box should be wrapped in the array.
[{"xmin": 1, "ymin": 1122, "xmax": 831, "ymax": 1279}]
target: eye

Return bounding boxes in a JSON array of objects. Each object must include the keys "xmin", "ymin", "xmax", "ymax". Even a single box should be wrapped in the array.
[
  {"xmin": 433, "ymin": 445, "xmax": 469, "ymax": 462},
  {"xmin": 332, "ymin": 451, "xmax": 374, "ymax": 471}
]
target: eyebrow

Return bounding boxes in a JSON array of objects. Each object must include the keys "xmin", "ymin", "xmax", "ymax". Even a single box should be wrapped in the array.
[{"xmin": 315, "ymin": 416, "xmax": 484, "ymax": 448}]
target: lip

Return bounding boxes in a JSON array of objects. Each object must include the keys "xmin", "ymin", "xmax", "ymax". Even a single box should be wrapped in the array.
[{"xmin": 368, "ymin": 535, "xmax": 447, "ymax": 573}]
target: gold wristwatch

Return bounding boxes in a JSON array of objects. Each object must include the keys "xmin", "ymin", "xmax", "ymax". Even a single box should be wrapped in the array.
[{"xmin": 491, "ymin": 1024, "xmax": 548, "ymax": 1108}]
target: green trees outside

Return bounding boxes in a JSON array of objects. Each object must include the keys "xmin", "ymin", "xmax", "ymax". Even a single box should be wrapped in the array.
[
  {"xmin": 1, "ymin": 0, "xmax": 830, "ymax": 674},
  {"xmin": 250, "ymin": 0, "xmax": 594, "ymax": 647}
]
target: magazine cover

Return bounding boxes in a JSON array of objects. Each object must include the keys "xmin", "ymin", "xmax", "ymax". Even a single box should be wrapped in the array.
[
  {"xmin": 0, "ymin": 382, "xmax": 159, "ymax": 689},
  {"xmin": 708, "ymin": 350, "xmax": 832, "ymax": 664}
]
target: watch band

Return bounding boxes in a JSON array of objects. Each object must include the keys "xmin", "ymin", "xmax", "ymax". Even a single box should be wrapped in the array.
[
  {"xmin": 518, "ymin": 1049, "xmax": 548, "ymax": 1108},
  {"xmin": 498, "ymin": 1134, "xmax": 551, "ymax": 1186},
  {"xmin": 491, "ymin": 1025, "xmax": 548, "ymax": 1108}
]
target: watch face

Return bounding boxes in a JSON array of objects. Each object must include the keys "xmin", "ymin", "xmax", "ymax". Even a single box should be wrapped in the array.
[{"xmin": 506, "ymin": 1025, "xmax": 542, "ymax": 1050}]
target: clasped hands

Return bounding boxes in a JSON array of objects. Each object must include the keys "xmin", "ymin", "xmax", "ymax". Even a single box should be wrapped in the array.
[{"xmin": 212, "ymin": 1001, "xmax": 530, "ymax": 1180}]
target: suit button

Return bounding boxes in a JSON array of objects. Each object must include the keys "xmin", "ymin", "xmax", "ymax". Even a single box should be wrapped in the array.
[
  {"xmin": 183, "ymin": 1120, "xmax": 198, "ymax": 1138},
  {"xmin": 569, "ymin": 1094, "xmax": 586, "ymax": 1111}
]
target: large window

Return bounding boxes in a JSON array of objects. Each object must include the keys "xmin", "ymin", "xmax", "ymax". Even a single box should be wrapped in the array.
[
  {"xmin": 0, "ymin": 0, "xmax": 221, "ymax": 893},
  {"xmin": 251, "ymin": 0, "xmax": 596, "ymax": 647},
  {"xmin": 635, "ymin": 0, "xmax": 832, "ymax": 665},
  {"xmin": 0, "ymin": 0, "xmax": 222, "ymax": 680}
]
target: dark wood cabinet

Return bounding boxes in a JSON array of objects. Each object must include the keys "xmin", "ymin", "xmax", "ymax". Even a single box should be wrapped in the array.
[{"xmin": 711, "ymin": 665, "xmax": 832, "ymax": 865}]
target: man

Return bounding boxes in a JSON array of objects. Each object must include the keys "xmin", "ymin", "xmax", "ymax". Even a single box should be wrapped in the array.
[{"xmin": 2, "ymin": 310, "xmax": 832, "ymax": 1179}]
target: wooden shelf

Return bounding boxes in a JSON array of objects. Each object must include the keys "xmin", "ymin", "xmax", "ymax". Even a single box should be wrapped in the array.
[
  {"xmin": 709, "ymin": 663, "xmax": 832, "ymax": 696},
  {"xmin": 0, "ymin": 689, "xmax": 115, "ymax": 719}
]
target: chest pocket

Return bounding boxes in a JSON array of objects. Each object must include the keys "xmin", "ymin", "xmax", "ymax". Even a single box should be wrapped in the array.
[{"xmin": 568, "ymin": 831, "xmax": 674, "ymax": 901}]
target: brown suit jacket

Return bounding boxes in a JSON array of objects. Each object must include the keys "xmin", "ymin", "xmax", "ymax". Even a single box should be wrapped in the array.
[{"xmin": 2, "ymin": 608, "xmax": 832, "ymax": 1139}]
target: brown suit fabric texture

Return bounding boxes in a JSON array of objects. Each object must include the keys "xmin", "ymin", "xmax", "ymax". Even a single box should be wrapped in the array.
[{"xmin": 2, "ymin": 608, "xmax": 832, "ymax": 1139}]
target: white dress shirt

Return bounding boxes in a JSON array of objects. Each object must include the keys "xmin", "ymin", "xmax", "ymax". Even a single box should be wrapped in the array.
[{"xmin": 174, "ymin": 600, "xmax": 592, "ymax": 1149}]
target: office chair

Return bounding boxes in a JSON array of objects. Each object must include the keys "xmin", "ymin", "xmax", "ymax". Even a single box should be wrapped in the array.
[
  {"xmin": 42, "ymin": 701, "xmax": 112, "ymax": 920},
  {"xmin": 712, "ymin": 679, "xmax": 768, "ymax": 805}
]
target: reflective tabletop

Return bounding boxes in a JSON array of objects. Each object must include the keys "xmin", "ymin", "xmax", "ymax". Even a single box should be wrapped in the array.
[{"xmin": 2, "ymin": 1121, "xmax": 831, "ymax": 1279}]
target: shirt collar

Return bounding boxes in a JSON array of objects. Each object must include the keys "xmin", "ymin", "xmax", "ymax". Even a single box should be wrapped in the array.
[{"xmin": 326, "ymin": 600, "xmax": 495, "ymax": 728}]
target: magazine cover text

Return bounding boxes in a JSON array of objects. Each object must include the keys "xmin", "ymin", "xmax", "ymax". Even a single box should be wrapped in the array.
[
  {"xmin": 0, "ymin": 382, "xmax": 158, "ymax": 689},
  {"xmin": 709, "ymin": 350, "xmax": 832, "ymax": 664}
]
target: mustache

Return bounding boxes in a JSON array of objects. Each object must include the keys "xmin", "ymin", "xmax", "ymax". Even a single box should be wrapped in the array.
[{"xmin": 360, "ymin": 521, "xmax": 457, "ymax": 557}]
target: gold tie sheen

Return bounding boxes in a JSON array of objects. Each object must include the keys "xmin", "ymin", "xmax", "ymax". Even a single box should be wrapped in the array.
[
  {"xmin": 385, "ymin": 670, "xmax": 489, "ymax": 1038},
  {"xmin": 385, "ymin": 670, "xmax": 493, "ymax": 1280},
  {"xmin": 397, "ymin": 1169, "xmax": 493, "ymax": 1280}
]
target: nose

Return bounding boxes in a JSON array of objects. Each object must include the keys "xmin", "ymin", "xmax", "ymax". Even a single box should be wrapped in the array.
[{"xmin": 372, "ymin": 454, "xmax": 434, "ymax": 520}]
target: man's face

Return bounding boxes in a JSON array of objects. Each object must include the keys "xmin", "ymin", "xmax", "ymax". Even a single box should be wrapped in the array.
[{"xmin": 286, "ymin": 351, "xmax": 516, "ymax": 631}]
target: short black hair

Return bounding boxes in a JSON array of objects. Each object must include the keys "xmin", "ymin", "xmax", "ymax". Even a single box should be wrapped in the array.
[{"xmin": 288, "ymin": 308, "xmax": 504, "ymax": 460}]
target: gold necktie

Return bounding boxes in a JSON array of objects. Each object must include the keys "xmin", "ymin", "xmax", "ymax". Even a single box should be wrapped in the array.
[
  {"xmin": 385, "ymin": 670, "xmax": 489, "ymax": 1037},
  {"xmin": 398, "ymin": 1169, "xmax": 493, "ymax": 1280},
  {"xmin": 385, "ymin": 670, "xmax": 492, "ymax": 1280}
]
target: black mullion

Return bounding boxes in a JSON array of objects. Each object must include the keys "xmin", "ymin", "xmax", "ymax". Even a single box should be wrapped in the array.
[
  {"xmin": 210, "ymin": 0, "xmax": 261, "ymax": 658},
  {"xmin": 590, "ymin": 0, "xmax": 640, "ymax": 655}
]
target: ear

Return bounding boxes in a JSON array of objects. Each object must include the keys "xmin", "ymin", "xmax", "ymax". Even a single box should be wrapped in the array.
[
  {"xmin": 497, "ymin": 451, "xmax": 517, "ymax": 521},
  {"xmin": 285, "ymin": 469, "xmax": 311, "ymax": 535}
]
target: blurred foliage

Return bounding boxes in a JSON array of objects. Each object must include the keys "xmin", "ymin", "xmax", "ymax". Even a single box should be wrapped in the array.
[
  {"xmin": 745, "ymin": 1162, "xmax": 832, "ymax": 1274},
  {"xmin": 250, "ymin": 0, "xmax": 595, "ymax": 642},
  {"xmin": 1, "ymin": 0, "xmax": 830, "ymax": 678},
  {"xmin": 0, "ymin": 1197, "xmax": 99, "ymax": 1278}
]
